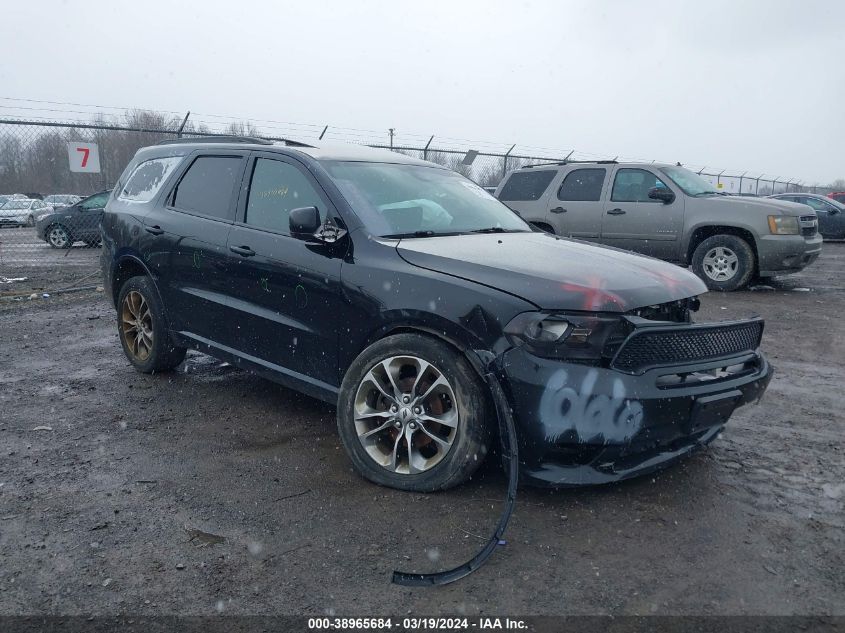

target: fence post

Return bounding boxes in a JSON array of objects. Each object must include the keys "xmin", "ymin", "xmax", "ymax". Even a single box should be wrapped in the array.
[
  {"xmin": 177, "ymin": 111, "xmax": 190, "ymax": 138},
  {"xmin": 502, "ymin": 144, "xmax": 515, "ymax": 179},
  {"xmin": 738, "ymin": 171, "xmax": 747, "ymax": 194},
  {"xmin": 423, "ymin": 135, "xmax": 434, "ymax": 161}
]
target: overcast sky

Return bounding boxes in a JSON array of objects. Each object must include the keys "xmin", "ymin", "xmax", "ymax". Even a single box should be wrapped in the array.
[{"xmin": 3, "ymin": 0, "xmax": 844, "ymax": 183}]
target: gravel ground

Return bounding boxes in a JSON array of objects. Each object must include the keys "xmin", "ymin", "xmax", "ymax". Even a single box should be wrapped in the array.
[{"xmin": 0, "ymin": 244, "xmax": 843, "ymax": 617}]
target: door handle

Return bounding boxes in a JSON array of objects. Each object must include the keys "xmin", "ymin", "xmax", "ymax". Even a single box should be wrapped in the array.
[
  {"xmin": 144, "ymin": 225, "xmax": 164, "ymax": 235},
  {"xmin": 607, "ymin": 208, "xmax": 626, "ymax": 215},
  {"xmin": 229, "ymin": 245, "xmax": 256, "ymax": 257},
  {"xmin": 550, "ymin": 207, "xmax": 567, "ymax": 214}
]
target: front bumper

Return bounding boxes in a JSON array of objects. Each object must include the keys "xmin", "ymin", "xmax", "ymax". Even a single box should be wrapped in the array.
[
  {"xmin": 499, "ymin": 346, "xmax": 772, "ymax": 487},
  {"xmin": 757, "ymin": 233, "xmax": 822, "ymax": 276}
]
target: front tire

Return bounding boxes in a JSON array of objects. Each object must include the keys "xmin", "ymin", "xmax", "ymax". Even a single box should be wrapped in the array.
[
  {"xmin": 337, "ymin": 334, "xmax": 491, "ymax": 492},
  {"xmin": 692, "ymin": 234, "xmax": 755, "ymax": 291},
  {"xmin": 117, "ymin": 276, "xmax": 186, "ymax": 373},
  {"xmin": 46, "ymin": 224, "xmax": 72, "ymax": 249}
]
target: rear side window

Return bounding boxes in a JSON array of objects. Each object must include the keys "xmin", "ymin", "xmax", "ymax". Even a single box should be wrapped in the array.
[
  {"xmin": 245, "ymin": 158, "xmax": 323, "ymax": 234},
  {"xmin": 611, "ymin": 168, "xmax": 666, "ymax": 203},
  {"xmin": 557, "ymin": 168, "xmax": 606, "ymax": 201},
  {"xmin": 498, "ymin": 170, "xmax": 556, "ymax": 201},
  {"xmin": 81, "ymin": 192, "xmax": 109, "ymax": 209},
  {"xmin": 172, "ymin": 156, "xmax": 243, "ymax": 220},
  {"xmin": 118, "ymin": 157, "xmax": 183, "ymax": 202}
]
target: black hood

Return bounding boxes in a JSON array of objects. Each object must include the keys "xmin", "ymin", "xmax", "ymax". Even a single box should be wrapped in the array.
[{"xmin": 395, "ymin": 231, "xmax": 706, "ymax": 312}]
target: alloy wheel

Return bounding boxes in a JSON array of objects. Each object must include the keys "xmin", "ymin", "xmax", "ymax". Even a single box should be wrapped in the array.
[
  {"xmin": 120, "ymin": 291, "xmax": 154, "ymax": 361},
  {"xmin": 353, "ymin": 355, "xmax": 458, "ymax": 475},
  {"xmin": 48, "ymin": 226, "xmax": 70, "ymax": 248},
  {"xmin": 702, "ymin": 246, "xmax": 739, "ymax": 281}
]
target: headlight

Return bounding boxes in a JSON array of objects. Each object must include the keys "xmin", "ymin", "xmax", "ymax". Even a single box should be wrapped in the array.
[
  {"xmin": 768, "ymin": 215, "xmax": 800, "ymax": 235},
  {"xmin": 504, "ymin": 312, "xmax": 626, "ymax": 362}
]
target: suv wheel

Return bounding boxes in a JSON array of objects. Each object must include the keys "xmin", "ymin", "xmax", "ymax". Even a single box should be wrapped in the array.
[
  {"xmin": 692, "ymin": 234, "xmax": 755, "ymax": 291},
  {"xmin": 117, "ymin": 276, "xmax": 187, "ymax": 373},
  {"xmin": 47, "ymin": 224, "xmax": 72, "ymax": 249},
  {"xmin": 337, "ymin": 334, "xmax": 490, "ymax": 492}
]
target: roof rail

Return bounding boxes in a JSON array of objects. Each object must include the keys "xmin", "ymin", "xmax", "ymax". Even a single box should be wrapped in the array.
[
  {"xmin": 157, "ymin": 135, "xmax": 274, "ymax": 146},
  {"xmin": 520, "ymin": 160, "xmax": 619, "ymax": 169},
  {"xmin": 523, "ymin": 159, "xmax": 618, "ymax": 168}
]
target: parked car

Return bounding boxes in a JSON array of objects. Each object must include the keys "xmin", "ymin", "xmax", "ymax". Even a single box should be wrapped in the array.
[
  {"xmin": 101, "ymin": 138, "xmax": 772, "ymax": 491},
  {"xmin": 828, "ymin": 192, "xmax": 845, "ymax": 204},
  {"xmin": 495, "ymin": 161, "xmax": 822, "ymax": 291},
  {"xmin": 0, "ymin": 198, "xmax": 52, "ymax": 227},
  {"xmin": 35, "ymin": 190, "xmax": 111, "ymax": 248},
  {"xmin": 43, "ymin": 194, "xmax": 82, "ymax": 209},
  {"xmin": 0, "ymin": 193, "xmax": 27, "ymax": 206},
  {"xmin": 768, "ymin": 193, "xmax": 845, "ymax": 239}
]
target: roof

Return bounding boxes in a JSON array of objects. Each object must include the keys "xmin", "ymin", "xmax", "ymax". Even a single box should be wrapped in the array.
[
  {"xmin": 519, "ymin": 160, "xmax": 675, "ymax": 171},
  {"xmin": 146, "ymin": 137, "xmax": 441, "ymax": 168}
]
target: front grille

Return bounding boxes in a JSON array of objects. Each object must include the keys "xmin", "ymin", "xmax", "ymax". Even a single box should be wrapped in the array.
[
  {"xmin": 611, "ymin": 320, "xmax": 763, "ymax": 373},
  {"xmin": 800, "ymin": 215, "xmax": 818, "ymax": 237}
]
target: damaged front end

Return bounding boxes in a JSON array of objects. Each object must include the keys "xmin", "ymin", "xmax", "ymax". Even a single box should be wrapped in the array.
[{"xmin": 498, "ymin": 297, "xmax": 773, "ymax": 486}]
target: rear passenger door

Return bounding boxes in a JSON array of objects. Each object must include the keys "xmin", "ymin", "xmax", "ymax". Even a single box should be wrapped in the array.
[
  {"xmin": 224, "ymin": 152, "xmax": 346, "ymax": 393},
  {"xmin": 546, "ymin": 167, "xmax": 608, "ymax": 240},
  {"xmin": 151, "ymin": 151, "xmax": 247, "ymax": 348},
  {"xmin": 601, "ymin": 167, "xmax": 685, "ymax": 260},
  {"xmin": 496, "ymin": 169, "xmax": 558, "ymax": 228}
]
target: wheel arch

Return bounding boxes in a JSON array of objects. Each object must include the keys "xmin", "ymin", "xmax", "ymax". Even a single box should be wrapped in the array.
[
  {"xmin": 111, "ymin": 254, "xmax": 156, "ymax": 308},
  {"xmin": 685, "ymin": 225, "xmax": 758, "ymax": 269}
]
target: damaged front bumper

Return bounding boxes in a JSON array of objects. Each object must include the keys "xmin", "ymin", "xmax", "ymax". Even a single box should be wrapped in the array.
[{"xmin": 498, "ymin": 332, "xmax": 773, "ymax": 487}]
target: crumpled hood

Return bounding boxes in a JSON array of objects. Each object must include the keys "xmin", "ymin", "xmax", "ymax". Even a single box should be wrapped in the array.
[{"xmin": 396, "ymin": 232, "xmax": 706, "ymax": 312}]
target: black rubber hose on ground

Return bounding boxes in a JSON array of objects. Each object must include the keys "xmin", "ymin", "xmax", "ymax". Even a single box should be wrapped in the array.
[{"xmin": 391, "ymin": 372, "xmax": 519, "ymax": 586}]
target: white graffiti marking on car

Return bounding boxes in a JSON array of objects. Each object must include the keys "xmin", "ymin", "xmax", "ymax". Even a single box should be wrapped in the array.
[{"xmin": 539, "ymin": 369, "xmax": 644, "ymax": 443}]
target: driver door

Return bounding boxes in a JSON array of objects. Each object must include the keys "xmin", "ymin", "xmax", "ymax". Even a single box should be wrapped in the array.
[{"xmin": 600, "ymin": 167, "xmax": 685, "ymax": 261}]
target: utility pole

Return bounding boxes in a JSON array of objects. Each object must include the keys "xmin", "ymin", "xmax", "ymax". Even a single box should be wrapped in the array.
[{"xmin": 388, "ymin": 128, "xmax": 395, "ymax": 149}]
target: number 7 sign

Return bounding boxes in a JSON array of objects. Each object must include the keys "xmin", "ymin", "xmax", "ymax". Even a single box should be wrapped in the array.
[{"xmin": 67, "ymin": 142, "xmax": 101, "ymax": 173}]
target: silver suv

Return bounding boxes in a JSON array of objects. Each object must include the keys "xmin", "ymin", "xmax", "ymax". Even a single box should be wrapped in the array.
[{"xmin": 495, "ymin": 161, "xmax": 822, "ymax": 291}]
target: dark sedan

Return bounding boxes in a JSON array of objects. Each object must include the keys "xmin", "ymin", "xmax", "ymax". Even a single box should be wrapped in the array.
[
  {"xmin": 35, "ymin": 190, "xmax": 111, "ymax": 248},
  {"xmin": 769, "ymin": 193, "xmax": 845, "ymax": 239}
]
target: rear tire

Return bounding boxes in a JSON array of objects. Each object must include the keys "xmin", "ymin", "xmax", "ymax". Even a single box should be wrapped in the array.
[
  {"xmin": 337, "ymin": 333, "xmax": 491, "ymax": 492},
  {"xmin": 117, "ymin": 276, "xmax": 186, "ymax": 373},
  {"xmin": 691, "ymin": 234, "xmax": 755, "ymax": 291}
]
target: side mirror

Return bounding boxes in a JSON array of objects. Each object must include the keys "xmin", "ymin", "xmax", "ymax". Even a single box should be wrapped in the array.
[
  {"xmin": 648, "ymin": 187, "xmax": 675, "ymax": 204},
  {"xmin": 289, "ymin": 206, "xmax": 321, "ymax": 240}
]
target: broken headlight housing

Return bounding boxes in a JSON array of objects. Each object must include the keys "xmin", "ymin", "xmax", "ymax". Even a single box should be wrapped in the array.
[{"xmin": 504, "ymin": 312, "xmax": 626, "ymax": 362}]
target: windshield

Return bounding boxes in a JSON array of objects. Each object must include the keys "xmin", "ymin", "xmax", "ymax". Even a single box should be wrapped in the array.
[
  {"xmin": 324, "ymin": 161, "xmax": 530, "ymax": 237},
  {"xmin": 661, "ymin": 166, "xmax": 721, "ymax": 196},
  {"xmin": 1, "ymin": 200, "xmax": 30, "ymax": 209}
]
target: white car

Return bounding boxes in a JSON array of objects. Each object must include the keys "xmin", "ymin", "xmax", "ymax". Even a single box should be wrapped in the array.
[
  {"xmin": 43, "ymin": 194, "xmax": 82, "ymax": 209},
  {"xmin": 0, "ymin": 199, "xmax": 53, "ymax": 227}
]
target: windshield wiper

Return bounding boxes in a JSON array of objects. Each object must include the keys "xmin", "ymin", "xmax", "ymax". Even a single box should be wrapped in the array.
[
  {"xmin": 693, "ymin": 191, "xmax": 721, "ymax": 197},
  {"xmin": 469, "ymin": 227, "xmax": 526, "ymax": 234},
  {"xmin": 382, "ymin": 230, "xmax": 452, "ymax": 238}
]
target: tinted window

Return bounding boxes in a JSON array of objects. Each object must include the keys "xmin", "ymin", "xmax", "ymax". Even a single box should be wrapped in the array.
[
  {"xmin": 498, "ymin": 170, "xmax": 556, "ymax": 201},
  {"xmin": 119, "ymin": 157, "xmax": 183, "ymax": 202},
  {"xmin": 172, "ymin": 156, "xmax": 242, "ymax": 220},
  {"xmin": 611, "ymin": 168, "xmax": 667, "ymax": 202},
  {"xmin": 245, "ymin": 159, "xmax": 323, "ymax": 234},
  {"xmin": 557, "ymin": 168, "xmax": 606, "ymax": 201},
  {"xmin": 803, "ymin": 197, "xmax": 833, "ymax": 212}
]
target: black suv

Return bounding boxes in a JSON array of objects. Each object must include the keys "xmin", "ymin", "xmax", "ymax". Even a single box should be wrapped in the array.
[{"xmin": 101, "ymin": 137, "xmax": 772, "ymax": 491}]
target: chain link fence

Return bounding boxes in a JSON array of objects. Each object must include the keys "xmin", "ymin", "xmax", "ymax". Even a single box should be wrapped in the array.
[{"xmin": 0, "ymin": 116, "xmax": 824, "ymax": 305}]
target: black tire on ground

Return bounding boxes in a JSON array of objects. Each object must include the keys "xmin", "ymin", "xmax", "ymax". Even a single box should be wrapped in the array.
[
  {"xmin": 691, "ymin": 234, "xmax": 756, "ymax": 291},
  {"xmin": 46, "ymin": 224, "xmax": 73, "ymax": 249},
  {"xmin": 337, "ymin": 333, "xmax": 491, "ymax": 492},
  {"xmin": 116, "ymin": 276, "xmax": 187, "ymax": 373}
]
